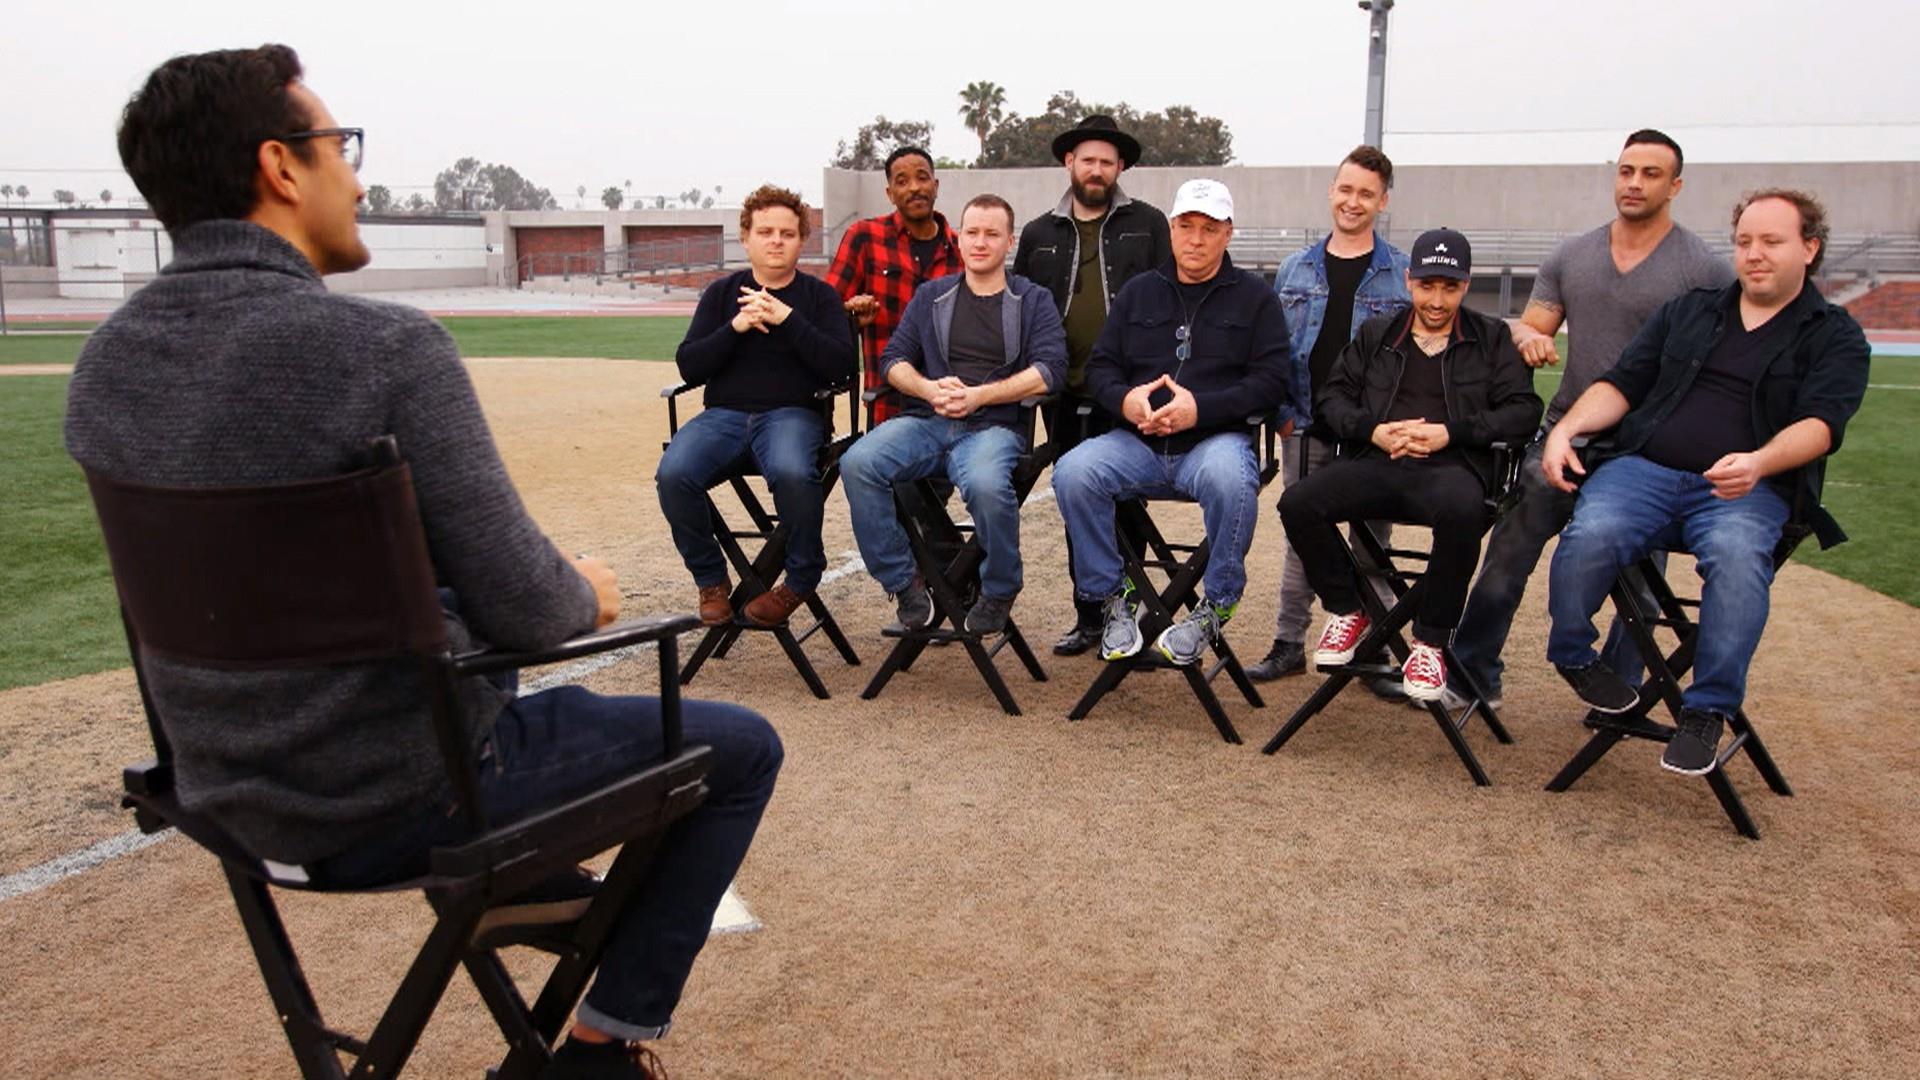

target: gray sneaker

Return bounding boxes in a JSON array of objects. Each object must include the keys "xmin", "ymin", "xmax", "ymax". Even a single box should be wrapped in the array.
[
  {"xmin": 1438, "ymin": 685, "xmax": 1504, "ymax": 714},
  {"xmin": 1099, "ymin": 587, "xmax": 1144, "ymax": 661},
  {"xmin": 890, "ymin": 576, "xmax": 933, "ymax": 632},
  {"xmin": 965, "ymin": 594, "xmax": 1015, "ymax": 636},
  {"xmin": 1156, "ymin": 599, "xmax": 1236, "ymax": 667}
]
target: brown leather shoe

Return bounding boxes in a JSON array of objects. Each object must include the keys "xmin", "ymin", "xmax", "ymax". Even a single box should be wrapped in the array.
[
  {"xmin": 742, "ymin": 584, "xmax": 807, "ymax": 628},
  {"xmin": 697, "ymin": 582, "xmax": 733, "ymax": 626}
]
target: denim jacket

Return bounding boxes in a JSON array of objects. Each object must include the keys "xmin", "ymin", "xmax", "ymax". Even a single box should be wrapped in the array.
[
  {"xmin": 1273, "ymin": 234, "xmax": 1411, "ymax": 429},
  {"xmin": 878, "ymin": 271, "xmax": 1067, "ymax": 429},
  {"xmin": 1595, "ymin": 281, "xmax": 1870, "ymax": 518}
]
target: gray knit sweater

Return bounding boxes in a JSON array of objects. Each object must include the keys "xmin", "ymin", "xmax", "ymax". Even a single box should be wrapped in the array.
[{"xmin": 66, "ymin": 220, "xmax": 597, "ymax": 865}]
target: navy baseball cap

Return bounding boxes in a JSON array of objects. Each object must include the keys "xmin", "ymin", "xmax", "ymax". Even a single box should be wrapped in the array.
[{"xmin": 1410, "ymin": 228, "xmax": 1472, "ymax": 281}]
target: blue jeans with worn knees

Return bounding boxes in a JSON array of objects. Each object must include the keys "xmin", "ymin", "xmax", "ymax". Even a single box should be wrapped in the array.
[
  {"xmin": 656, "ymin": 406, "xmax": 828, "ymax": 593},
  {"xmin": 314, "ymin": 687, "xmax": 783, "ymax": 1041},
  {"xmin": 1451, "ymin": 436, "xmax": 1652, "ymax": 699},
  {"xmin": 1053, "ymin": 429, "xmax": 1261, "ymax": 606},
  {"xmin": 1546, "ymin": 454, "xmax": 1789, "ymax": 716},
  {"xmin": 839, "ymin": 415, "xmax": 1026, "ymax": 600}
]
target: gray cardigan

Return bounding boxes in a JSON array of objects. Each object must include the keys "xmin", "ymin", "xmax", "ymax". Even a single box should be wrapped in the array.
[{"xmin": 65, "ymin": 220, "xmax": 597, "ymax": 865}]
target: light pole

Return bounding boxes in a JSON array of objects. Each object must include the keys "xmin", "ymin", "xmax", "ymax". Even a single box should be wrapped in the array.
[{"xmin": 1359, "ymin": 0, "xmax": 1394, "ymax": 149}]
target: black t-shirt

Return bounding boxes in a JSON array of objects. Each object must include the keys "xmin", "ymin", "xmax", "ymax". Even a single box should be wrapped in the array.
[
  {"xmin": 1384, "ymin": 338, "xmax": 1451, "ymax": 427},
  {"xmin": 1310, "ymin": 249, "xmax": 1371, "ymax": 395},
  {"xmin": 909, "ymin": 235, "xmax": 938, "ymax": 276},
  {"xmin": 1641, "ymin": 305, "xmax": 1794, "ymax": 473},
  {"xmin": 948, "ymin": 286, "xmax": 1007, "ymax": 386}
]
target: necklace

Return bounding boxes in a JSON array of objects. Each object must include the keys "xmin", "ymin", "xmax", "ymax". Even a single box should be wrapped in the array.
[{"xmin": 1412, "ymin": 329, "xmax": 1448, "ymax": 356}]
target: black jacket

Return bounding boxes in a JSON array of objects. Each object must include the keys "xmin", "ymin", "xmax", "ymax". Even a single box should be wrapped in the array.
[
  {"xmin": 1085, "ymin": 254, "xmax": 1297, "ymax": 455},
  {"xmin": 1318, "ymin": 305, "xmax": 1543, "ymax": 492},
  {"xmin": 1595, "ymin": 280, "xmax": 1869, "ymax": 516},
  {"xmin": 1013, "ymin": 189, "xmax": 1171, "ymax": 324}
]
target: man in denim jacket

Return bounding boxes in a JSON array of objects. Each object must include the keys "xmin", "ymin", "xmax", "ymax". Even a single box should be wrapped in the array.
[
  {"xmin": 840, "ymin": 194, "xmax": 1067, "ymax": 637},
  {"xmin": 1247, "ymin": 146, "xmax": 1411, "ymax": 684}
]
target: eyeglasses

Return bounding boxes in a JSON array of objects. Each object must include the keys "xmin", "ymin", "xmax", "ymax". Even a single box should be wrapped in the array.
[
  {"xmin": 1175, "ymin": 323, "xmax": 1192, "ymax": 363},
  {"xmin": 277, "ymin": 127, "xmax": 364, "ymax": 173}
]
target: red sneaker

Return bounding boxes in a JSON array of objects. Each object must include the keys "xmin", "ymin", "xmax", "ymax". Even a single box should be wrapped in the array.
[
  {"xmin": 1313, "ymin": 611, "xmax": 1371, "ymax": 667},
  {"xmin": 1402, "ymin": 641, "xmax": 1447, "ymax": 702}
]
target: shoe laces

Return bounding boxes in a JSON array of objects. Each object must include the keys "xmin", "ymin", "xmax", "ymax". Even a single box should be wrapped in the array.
[
  {"xmin": 1679, "ymin": 710, "xmax": 1722, "ymax": 742},
  {"xmin": 1404, "ymin": 643, "xmax": 1445, "ymax": 684},
  {"xmin": 1324, "ymin": 611, "xmax": 1366, "ymax": 642}
]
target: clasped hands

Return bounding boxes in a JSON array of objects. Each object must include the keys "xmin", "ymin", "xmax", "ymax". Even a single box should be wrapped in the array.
[
  {"xmin": 924, "ymin": 375, "xmax": 981, "ymax": 419},
  {"xmin": 1371, "ymin": 418, "xmax": 1449, "ymax": 459},
  {"xmin": 731, "ymin": 285, "xmax": 792, "ymax": 334},
  {"xmin": 1121, "ymin": 374, "xmax": 1199, "ymax": 437}
]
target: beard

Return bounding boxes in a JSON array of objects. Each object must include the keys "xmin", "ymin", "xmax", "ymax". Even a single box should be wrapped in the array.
[{"xmin": 1071, "ymin": 177, "xmax": 1112, "ymax": 210}]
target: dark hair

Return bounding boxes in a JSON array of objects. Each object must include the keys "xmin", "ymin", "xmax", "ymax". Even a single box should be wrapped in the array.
[
  {"xmin": 1732, "ymin": 188, "xmax": 1830, "ymax": 274},
  {"xmin": 738, "ymin": 184, "xmax": 812, "ymax": 240},
  {"xmin": 1622, "ymin": 128, "xmax": 1685, "ymax": 176},
  {"xmin": 118, "ymin": 44, "xmax": 312, "ymax": 232},
  {"xmin": 961, "ymin": 193, "xmax": 1015, "ymax": 231},
  {"xmin": 1339, "ymin": 144, "xmax": 1394, "ymax": 190},
  {"xmin": 884, "ymin": 145, "xmax": 934, "ymax": 177}
]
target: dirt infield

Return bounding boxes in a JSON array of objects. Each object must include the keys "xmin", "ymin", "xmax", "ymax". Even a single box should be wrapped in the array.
[{"xmin": 3, "ymin": 358, "xmax": 1916, "ymax": 1079}]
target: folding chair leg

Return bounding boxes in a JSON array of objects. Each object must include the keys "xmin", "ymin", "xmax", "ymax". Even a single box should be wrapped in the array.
[
  {"xmin": 679, "ymin": 624, "xmax": 738, "ymax": 685},
  {"xmin": 861, "ymin": 638, "xmax": 919, "ymax": 700},
  {"xmin": 1182, "ymin": 665, "xmax": 1243, "ymax": 744},
  {"xmin": 963, "ymin": 637, "xmax": 1024, "ymax": 715},
  {"xmin": 1067, "ymin": 661, "xmax": 1132, "ymax": 721},
  {"xmin": 771, "ymin": 626, "xmax": 832, "ymax": 699},
  {"xmin": 1419, "ymin": 701, "xmax": 1491, "ymax": 786},
  {"xmin": 1733, "ymin": 710, "xmax": 1794, "ymax": 796},
  {"xmin": 1003, "ymin": 624, "xmax": 1047, "ymax": 681},
  {"xmin": 805, "ymin": 593, "xmax": 862, "ymax": 666},
  {"xmin": 227, "ymin": 868, "xmax": 349, "ymax": 1080},
  {"xmin": 1705, "ymin": 766, "xmax": 1761, "ymax": 839},
  {"xmin": 464, "ymin": 951, "xmax": 547, "ymax": 1076},
  {"xmin": 1260, "ymin": 672, "xmax": 1355, "ymax": 754},
  {"xmin": 1544, "ymin": 728, "xmax": 1627, "ymax": 792},
  {"xmin": 350, "ymin": 901, "xmax": 483, "ymax": 1079}
]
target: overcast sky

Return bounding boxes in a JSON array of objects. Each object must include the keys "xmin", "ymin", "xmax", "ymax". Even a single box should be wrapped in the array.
[{"xmin": 4, "ymin": 0, "xmax": 1917, "ymax": 210}]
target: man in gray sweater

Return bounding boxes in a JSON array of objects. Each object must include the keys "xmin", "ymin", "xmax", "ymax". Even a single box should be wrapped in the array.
[{"xmin": 66, "ymin": 45, "xmax": 776, "ymax": 1079}]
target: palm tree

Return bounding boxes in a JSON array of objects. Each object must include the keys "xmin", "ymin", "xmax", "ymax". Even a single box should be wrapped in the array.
[
  {"xmin": 1, "ymin": 184, "xmax": 13, "ymax": 206},
  {"xmin": 957, "ymin": 80, "xmax": 1007, "ymax": 165}
]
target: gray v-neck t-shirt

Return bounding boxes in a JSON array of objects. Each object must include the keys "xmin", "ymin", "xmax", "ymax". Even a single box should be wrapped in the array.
[{"xmin": 1530, "ymin": 221, "xmax": 1734, "ymax": 423}]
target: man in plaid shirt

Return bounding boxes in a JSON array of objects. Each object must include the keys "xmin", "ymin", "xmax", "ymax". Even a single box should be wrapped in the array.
[{"xmin": 826, "ymin": 145, "xmax": 961, "ymax": 423}]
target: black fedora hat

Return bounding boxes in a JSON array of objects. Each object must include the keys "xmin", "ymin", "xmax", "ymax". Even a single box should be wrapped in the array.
[{"xmin": 1051, "ymin": 114, "xmax": 1142, "ymax": 168}]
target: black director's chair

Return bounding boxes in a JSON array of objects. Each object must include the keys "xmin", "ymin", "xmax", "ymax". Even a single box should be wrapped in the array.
[
  {"xmin": 1067, "ymin": 412, "xmax": 1282, "ymax": 744},
  {"xmin": 662, "ymin": 320, "xmax": 866, "ymax": 699},
  {"xmin": 858, "ymin": 388, "xmax": 1054, "ymax": 716},
  {"xmin": 1261, "ymin": 442, "xmax": 1522, "ymax": 784},
  {"xmin": 1544, "ymin": 510, "xmax": 1841, "ymax": 839},
  {"xmin": 87, "ymin": 436, "xmax": 711, "ymax": 1080}
]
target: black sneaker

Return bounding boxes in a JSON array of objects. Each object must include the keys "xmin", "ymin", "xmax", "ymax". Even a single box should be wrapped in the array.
[
  {"xmin": 541, "ymin": 1035, "xmax": 668, "ymax": 1079},
  {"xmin": 1053, "ymin": 620, "xmax": 1102, "ymax": 656},
  {"xmin": 1363, "ymin": 675, "xmax": 1409, "ymax": 704},
  {"xmin": 1245, "ymin": 638, "xmax": 1307, "ymax": 682},
  {"xmin": 473, "ymin": 865, "xmax": 601, "ymax": 940},
  {"xmin": 965, "ymin": 594, "xmax": 1015, "ymax": 636},
  {"xmin": 1662, "ymin": 708, "xmax": 1726, "ymax": 776},
  {"xmin": 1556, "ymin": 662, "xmax": 1639, "ymax": 714},
  {"xmin": 889, "ymin": 576, "xmax": 933, "ymax": 631}
]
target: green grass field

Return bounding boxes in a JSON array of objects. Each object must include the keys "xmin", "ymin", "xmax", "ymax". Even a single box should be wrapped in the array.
[
  {"xmin": 0, "ymin": 316, "xmax": 692, "ymax": 366},
  {"xmin": 3, "ymin": 355, "xmax": 1915, "ymax": 690}
]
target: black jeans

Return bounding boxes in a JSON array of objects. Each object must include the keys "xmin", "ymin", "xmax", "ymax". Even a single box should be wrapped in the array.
[
  {"xmin": 1278, "ymin": 454, "xmax": 1488, "ymax": 644},
  {"xmin": 1044, "ymin": 393, "xmax": 1114, "ymax": 626}
]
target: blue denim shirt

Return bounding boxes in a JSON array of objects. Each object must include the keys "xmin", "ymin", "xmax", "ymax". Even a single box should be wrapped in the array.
[{"xmin": 1272, "ymin": 233, "xmax": 1411, "ymax": 429}]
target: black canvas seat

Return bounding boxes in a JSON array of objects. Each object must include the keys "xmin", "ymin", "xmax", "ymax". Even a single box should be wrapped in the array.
[
  {"xmin": 1066, "ymin": 412, "xmax": 1282, "ymax": 745},
  {"xmin": 1543, "ymin": 510, "xmax": 1841, "ymax": 838},
  {"xmin": 1261, "ymin": 441, "xmax": 1522, "ymax": 784},
  {"xmin": 88, "ymin": 436, "xmax": 711, "ymax": 1080}
]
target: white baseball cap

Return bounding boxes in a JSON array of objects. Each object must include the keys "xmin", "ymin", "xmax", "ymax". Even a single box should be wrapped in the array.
[{"xmin": 1169, "ymin": 178, "xmax": 1234, "ymax": 221}]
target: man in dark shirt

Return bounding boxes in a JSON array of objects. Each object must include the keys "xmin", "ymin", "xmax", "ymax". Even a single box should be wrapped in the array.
[
  {"xmin": 64, "ymin": 47, "xmax": 782, "ymax": 1079},
  {"xmin": 1250, "ymin": 145, "xmax": 1412, "ymax": 684},
  {"xmin": 1542, "ymin": 189, "xmax": 1869, "ymax": 776},
  {"xmin": 825, "ymin": 146, "xmax": 962, "ymax": 424},
  {"xmin": 1278, "ymin": 229, "xmax": 1542, "ymax": 701},
  {"xmin": 1011, "ymin": 115, "xmax": 1171, "ymax": 656},
  {"xmin": 658, "ymin": 184, "xmax": 856, "ymax": 628},
  {"xmin": 839, "ymin": 194, "xmax": 1067, "ymax": 636}
]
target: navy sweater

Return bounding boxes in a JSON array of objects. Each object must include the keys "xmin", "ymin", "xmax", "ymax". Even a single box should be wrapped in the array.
[{"xmin": 674, "ymin": 269, "xmax": 856, "ymax": 411}]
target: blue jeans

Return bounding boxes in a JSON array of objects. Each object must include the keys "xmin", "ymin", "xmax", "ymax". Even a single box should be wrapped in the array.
[
  {"xmin": 1053, "ymin": 429, "xmax": 1261, "ymax": 606},
  {"xmin": 1452, "ymin": 436, "xmax": 1650, "ymax": 699},
  {"xmin": 656, "ymin": 406, "xmax": 828, "ymax": 593},
  {"xmin": 840, "ymin": 415, "xmax": 1026, "ymax": 599},
  {"xmin": 315, "ymin": 685, "xmax": 783, "ymax": 1041},
  {"xmin": 1547, "ymin": 454, "xmax": 1790, "ymax": 716}
]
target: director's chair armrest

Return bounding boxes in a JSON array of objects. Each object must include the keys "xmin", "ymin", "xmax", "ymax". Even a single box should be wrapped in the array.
[
  {"xmin": 1485, "ymin": 440, "xmax": 1525, "ymax": 518},
  {"xmin": 451, "ymin": 612, "xmax": 704, "ymax": 678},
  {"xmin": 660, "ymin": 381, "xmax": 703, "ymax": 442},
  {"xmin": 1248, "ymin": 412, "xmax": 1282, "ymax": 487}
]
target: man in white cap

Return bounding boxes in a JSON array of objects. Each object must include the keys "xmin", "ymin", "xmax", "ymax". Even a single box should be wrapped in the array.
[{"xmin": 1052, "ymin": 179, "xmax": 1299, "ymax": 667}]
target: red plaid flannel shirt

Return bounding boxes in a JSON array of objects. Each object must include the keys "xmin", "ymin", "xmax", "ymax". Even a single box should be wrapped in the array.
[{"xmin": 825, "ymin": 210, "xmax": 961, "ymax": 421}]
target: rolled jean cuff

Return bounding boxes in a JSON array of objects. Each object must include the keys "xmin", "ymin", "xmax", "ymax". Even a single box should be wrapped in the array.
[{"xmin": 576, "ymin": 1002, "xmax": 672, "ymax": 1043}]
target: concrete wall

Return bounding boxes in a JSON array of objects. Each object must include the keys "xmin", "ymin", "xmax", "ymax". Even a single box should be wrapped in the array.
[{"xmin": 822, "ymin": 161, "xmax": 1920, "ymax": 242}]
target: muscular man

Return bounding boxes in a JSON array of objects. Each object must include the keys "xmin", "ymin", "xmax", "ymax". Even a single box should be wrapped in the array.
[
  {"xmin": 66, "ymin": 46, "xmax": 781, "ymax": 1080},
  {"xmin": 1543, "ymin": 189, "xmax": 1867, "ymax": 774},
  {"xmin": 826, "ymin": 145, "xmax": 961, "ymax": 425},
  {"xmin": 1447, "ymin": 129, "xmax": 1733, "ymax": 712},
  {"xmin": 657, "ymin": 183, "xmax": 855, "ymax": 628},
  {"xmin": 839, "ymin": 194, "xmax": 1066, "ymax": 636},
  {"xmin": 1012, "ymin": 114, "xmax": 1171, "ymax": 656}
]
